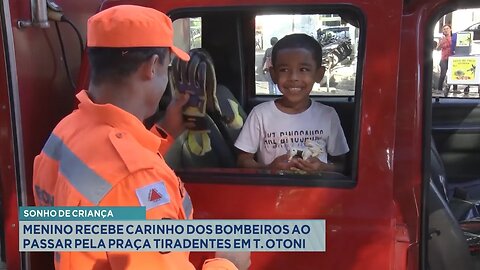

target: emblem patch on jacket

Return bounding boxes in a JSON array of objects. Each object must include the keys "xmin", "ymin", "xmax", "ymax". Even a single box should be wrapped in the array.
[{"xmin": 136, "ymin": 181, "xmax": 170, "ymax": 210}]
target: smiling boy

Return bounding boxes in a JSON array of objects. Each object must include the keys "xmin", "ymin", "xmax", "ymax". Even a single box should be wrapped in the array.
[{"xmin": 235, "ymin": 33, "xmax": 349, "ymax": 173}]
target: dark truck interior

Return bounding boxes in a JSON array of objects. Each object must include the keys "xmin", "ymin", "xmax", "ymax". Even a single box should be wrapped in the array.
[
  {"xmin": 426, "ymin": 7, "xmax": 480, "ymax": 269},
  {"xmin": 428, "ymin": 100, "xmax": 480, "ymax": 268}
]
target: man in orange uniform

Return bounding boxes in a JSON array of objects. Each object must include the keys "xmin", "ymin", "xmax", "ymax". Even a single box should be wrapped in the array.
[{"xmin": 32, "ymin": 5, "xmax": 249, "ymax": 270}]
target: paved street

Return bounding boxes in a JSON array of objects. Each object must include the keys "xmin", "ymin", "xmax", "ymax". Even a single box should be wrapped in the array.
[{"xmin": 432, "ymin": 85, "xmax": 480, "ymax": 98}]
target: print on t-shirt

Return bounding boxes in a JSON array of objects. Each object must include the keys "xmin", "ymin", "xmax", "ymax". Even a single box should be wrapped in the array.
[
  {"xmin": 234, "ymin": 100, "xmax": 349, "ymax": 166},
  {"xmin": 264, "ymin": 129, "xmax": 323, "ymax": 149}
]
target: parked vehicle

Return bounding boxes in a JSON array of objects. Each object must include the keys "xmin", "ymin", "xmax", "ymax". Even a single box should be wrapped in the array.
[
  {"xmin": 464, "ymin": 22, "xmax": 480, "ymax": 40},
  {"xmin": 317, "ymin": 26, "xmax": 351, "ymax": 41},
  {"xmin": 321, "ymin": 37, "xmax": 353, "ymax": 69}
]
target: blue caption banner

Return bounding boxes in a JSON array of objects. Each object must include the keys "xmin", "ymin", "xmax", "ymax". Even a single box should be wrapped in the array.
[
  {"xmin": 19, "ymin": 207, "xmax": 146, "ymax": 221},
  {"xmin": 19, "ymin": 219, "xmax": 326, "ymax": 252}
]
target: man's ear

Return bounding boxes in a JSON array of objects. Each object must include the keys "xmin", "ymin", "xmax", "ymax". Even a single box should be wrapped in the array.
[
  {"xmin": 269, "ymin": 66, "xmax": 278, "ymax": 83},
  {"xmin": 315, "ymin": 66, "xmax": 326, "ymax": 83},
  {"xmin": 142, "ymin": 54, "xmax": 159, "ymax": 80}
]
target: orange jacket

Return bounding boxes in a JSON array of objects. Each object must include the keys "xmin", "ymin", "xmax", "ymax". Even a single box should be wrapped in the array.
[{"xmin": 33, "ymin": 90, "xmax": 237, "ymax": 270}]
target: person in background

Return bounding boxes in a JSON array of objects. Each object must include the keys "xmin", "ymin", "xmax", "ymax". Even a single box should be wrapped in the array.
[
  {"xmin": 236, "ymin": 33, "xmax": 349, "ymax": 173},
  {"xmin": 32, "ymin": 5, "xmax": 249, "ymax": 270},
  {"xmin": 436, "ymin": 24, "xmax": 457, "ymax": 93},
  {"xmin": 262, "ymin": 37, "xmax": 279, "ymax": 94}
]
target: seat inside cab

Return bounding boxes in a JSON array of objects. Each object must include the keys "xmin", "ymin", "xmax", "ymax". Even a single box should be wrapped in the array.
[{"xmin": 152, "ymin": 48, "xmax": 246, "ymax": 169}]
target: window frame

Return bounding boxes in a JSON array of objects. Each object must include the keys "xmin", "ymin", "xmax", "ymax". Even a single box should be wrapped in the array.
[{"xmin": 168, "ymin": 5, "xmax": 366, "ymax": 188}]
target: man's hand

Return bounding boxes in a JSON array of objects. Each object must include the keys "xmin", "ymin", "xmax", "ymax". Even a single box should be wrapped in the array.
[
  {"xmin": 214, "ymin": 251, "xmax": 251, "ymax": 270},
  {"xmin": 156, "ymin": 92, "xmax": 193, "ymax": 138}
]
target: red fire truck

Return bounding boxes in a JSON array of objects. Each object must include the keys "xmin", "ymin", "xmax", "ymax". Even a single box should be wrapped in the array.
[{"xmin": 1, "ymin": 0, "xmax": 480, "ymax": 269}]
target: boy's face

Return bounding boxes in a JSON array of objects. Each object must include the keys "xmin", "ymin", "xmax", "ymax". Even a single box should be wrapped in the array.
[{"xmin": 270, "ymin": 48, "xmax": 324, "ymax": 104}]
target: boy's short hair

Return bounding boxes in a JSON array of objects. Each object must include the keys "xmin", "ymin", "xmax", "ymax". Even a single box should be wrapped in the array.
[
  {"xmin": 88, "ymin": 47, "xmax": 169, "ymax": 85},
  {"xmin": 271, "ymin": 33, "xmax": 323, "ymax": 68}
]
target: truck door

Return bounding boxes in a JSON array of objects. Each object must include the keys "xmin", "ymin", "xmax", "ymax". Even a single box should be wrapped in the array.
[{"xmin": 133, "ymin": 0, "xmax": 408, "ymax": 269}]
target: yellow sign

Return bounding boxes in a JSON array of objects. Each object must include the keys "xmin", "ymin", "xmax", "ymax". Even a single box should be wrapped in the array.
[
  {"xmin": 451, "ymin": 58, "xmax": 476, "ymax": 80},
  {"xmin": 447, "ymin": 56, "xmax": 480, "ymax": 84}
]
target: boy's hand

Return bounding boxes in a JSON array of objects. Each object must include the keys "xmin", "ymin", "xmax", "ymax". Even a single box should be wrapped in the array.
[
  {"xmin": 267, "ymin": 154, "xmax": 299, "ymax": 170},
  {"xmin": 295, "ymin": 157, "xmax": 332, "ymax": 172},
  {"xmin": 156, "ymin": 92, "xmax": 193, "ymax": 138}
]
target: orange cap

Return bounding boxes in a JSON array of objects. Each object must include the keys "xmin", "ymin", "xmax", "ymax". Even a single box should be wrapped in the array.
[{"xmin": 87, "ymin": 5, "xmax": 189, "ymax": 61}]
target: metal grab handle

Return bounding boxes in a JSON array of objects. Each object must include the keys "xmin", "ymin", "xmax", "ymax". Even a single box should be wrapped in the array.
[{"xmin": 17, "ymin": 0, "xmax": 50, "ymax": 28}]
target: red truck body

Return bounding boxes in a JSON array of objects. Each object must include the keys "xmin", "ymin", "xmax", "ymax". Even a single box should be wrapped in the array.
[{"xmin": 1, "ymin": 0, "xmax": 479, "ymax": 269}]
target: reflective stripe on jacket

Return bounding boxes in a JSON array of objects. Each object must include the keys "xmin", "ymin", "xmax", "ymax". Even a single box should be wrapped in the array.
[{"xmin": 33, "ymin": 90, "xmax": 235, "ymax": 270}]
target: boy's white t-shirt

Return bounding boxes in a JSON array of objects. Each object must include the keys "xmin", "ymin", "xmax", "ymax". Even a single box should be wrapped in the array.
[{"xmin": 234, "ymin": 100, "xmax": 349, "ymax": 166}]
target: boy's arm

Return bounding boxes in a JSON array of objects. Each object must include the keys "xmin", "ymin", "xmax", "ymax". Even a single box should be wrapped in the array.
[
  {"xmin": 329, "ymin": 154, "xmax": 346, "ymax": 173},
  {"xmin": 234, "ymin": 108, "xmax": 262, "ymax": 168},
  {"xmin": 326, "ymin": 107, "xmax": 349, "ymax": 171},
  {"xmin": 237, "ymin": 151, "xmax": 263, "ymax": 168}
]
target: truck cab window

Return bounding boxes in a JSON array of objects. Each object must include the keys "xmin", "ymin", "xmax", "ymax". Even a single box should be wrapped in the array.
[
  {"xmin": 168, "ymin": 8, "xmax": 363, "ymax": 187},
  {"xmin": 173, "ymin": 17, "xmax": 202, "ymax": 51},
  {"xmin": 432, "ymin": 9, "xmax": 480, "ymax": 98}
]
